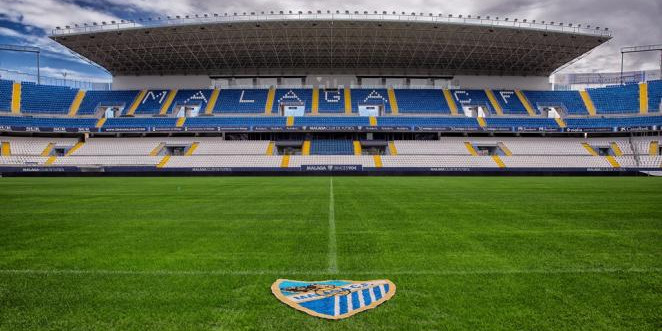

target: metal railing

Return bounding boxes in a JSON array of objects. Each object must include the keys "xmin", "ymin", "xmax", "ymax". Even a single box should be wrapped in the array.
[{"xmin": 50, "ymin": 11, "xmax": 612, "ymax": 38}]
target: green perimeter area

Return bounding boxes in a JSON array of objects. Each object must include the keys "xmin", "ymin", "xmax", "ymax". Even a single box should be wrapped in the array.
[{"xmin": 0, "ymin": 177, "xmax": 660, "ymax": 330}]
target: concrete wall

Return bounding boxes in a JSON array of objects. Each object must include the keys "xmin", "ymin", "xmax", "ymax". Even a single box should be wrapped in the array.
[{"xmin": 113, "ymin": 75, "xmax": 212, "ymax": 90}]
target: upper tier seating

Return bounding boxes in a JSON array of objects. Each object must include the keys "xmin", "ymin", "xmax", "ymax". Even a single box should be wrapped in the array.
[
  {"xmin": 310, "ymin": 140, "xmax": 354, "ymax": 155},
  {"xmin": 20, "ymin": 82, "xmax": 77, "ymax": 114},
  {"xmin": 133, "ymin": 90, "xmax": 170, "ymax": 114},
  {"xmin": 214, "ymin": 89, "xmax": 269, "ymax": 113},
  {"xmin": 272, "ymin": 89, "xmax": 313, "ymax": 113},
  {"xmin": 0, "ymin": 80, "xmax": 13, "ymax": 111},
  {"xmin": 168, "ymin": 89, "xmax": 213, "ymax": 113},
  {"xmin": 394, "ymin": 89, "xmax": 451, "ymax": 114},
  {"xmin": 451, "ymin": 90, "xmax": 493, "ymax": 113},
  {"xmin": 493, "ymin": 90, "xmax": 528, "ymax": 115},
  {"xmin": 78, "ymin": 90, "xmax": 140, "ymax": 115},
  {"xmin": 523, "ymin": 90, "xmax": 587, "ymax": 115},
  {"xmin": 318, "ymin": 88, "xmax": 345, "ymax": 113},
  {"xmin": 648, "ymin": 80, "xmax": 662, "ymax": 112},
  {"xmin": 351, "ymin": 89, "xmax": 392, "ymax": 113},
  {"xmin": 587, "ymin": 84, "xmax": 639, "ymax": 114}
]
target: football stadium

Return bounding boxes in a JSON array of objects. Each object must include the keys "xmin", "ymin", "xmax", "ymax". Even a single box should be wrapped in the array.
[{"xmin": 0, "ymin": 5, "xmax": 661, "ymax": 329}]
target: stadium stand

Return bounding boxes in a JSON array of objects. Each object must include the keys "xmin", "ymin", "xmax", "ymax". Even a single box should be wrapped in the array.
[
  {"xmin": 587, "ymin": 84, "xmax": 640, "ymax": 114},
  {"xmin": 132, "ymin": 90, "xmax": 171, "ymax": 115},
  {"xmin": 0, "ymin": 80, "xmax": 13, "ymax": 111},
  {"xmin": 214, "ymin": 89, "xmax": 269, "ymax": 113},
  {"xmin": 272, "ymin": 89, "xmax": 313, "ymax": 113},
  {"xmin": 648, "ymin": 80, "xmax": 662, "ymax": 112},
  {"xmin": 317, "ymin": 88, "xmax": 346, "ymax": 113},
  {"xmin": 310, "ymin": 140, "xmax": 354, "ymax": 155},
  {"xmin": 20, "ymin": 82, "xmax": 78, "ymax": 114},
  {"xmin": 492, "ymin": 90, "xmax": 529, "ymax": 115},
  {"xmin": 393, "ymin": 89, "xmax": 451, "ymax": 114},
  {"xmin": 523, "ymin": 90, "xmax": 588, "ymax": 115},
  {"xmin": 168, "ymin": 89, "xmax": 213, "ymax": 113},
  {"xmin": 351, "ymin": 89, "xmax": 392, "ymax": 113},
  {"xmin": 451, "ymin": 90, "xmax": 494, "ymax": 113},
  {"xmin": 77, "ymin": 90, "xmax": 140, "ymax": 115}
]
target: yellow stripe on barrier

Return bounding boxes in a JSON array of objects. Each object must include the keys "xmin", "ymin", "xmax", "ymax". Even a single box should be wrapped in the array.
[
  {"xmin": 205, "ymin": 88, "xmax": 220, "ymax": 115},
  {"xmin": 387, "ymin": 88, "xmax": 399, "ymax": 115},
  {"xmin": 265, "ymin": 87, "xmax": 276, "ymax": 115},
  {"xmin": 126, "ymin": 90, "xmax": 147, "ymax": 116},
  {"xmin": 312, "ymin": 87, "xmax": 319, "ymax": 115},
  {"xmin": 443, "ymin": 89, "xmax": 458, "ymax": 115},
  {"xmin": 344, "ymin": 87, "xmax": 352, "ymax": 114},
  {"xmin": 640, "ymin": 82, "xmax": 648, "ymax": 114},
  {"xmin": 11, "ymin": 82, "xmax": 21, "ymax": 114},
  {"xmin": 579, "ymin": 90, "xmax": 597, "ymax": 116},
  {"xmin": 68, "ymin": 90, "xmax": 86, "ymax": 117},
  {"xmin": 159, "ymin": 89, "xmax": 178, "ymax": 115}
]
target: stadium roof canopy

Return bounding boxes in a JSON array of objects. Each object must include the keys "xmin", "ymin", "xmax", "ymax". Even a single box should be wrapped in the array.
[{"xmin": 50, "ymin": 12, "xmax": 612, "ymax": 77}]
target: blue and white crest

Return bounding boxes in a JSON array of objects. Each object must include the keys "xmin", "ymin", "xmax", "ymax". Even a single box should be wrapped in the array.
[{"xmin": 271, "ymin": 279, "xmax": 396, "ymax": 320}]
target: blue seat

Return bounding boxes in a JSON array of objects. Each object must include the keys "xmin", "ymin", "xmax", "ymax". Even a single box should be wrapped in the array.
[
  {"xmin": 451, "ymin": 90, "xmax": 493, "ymax": 113},
  {"xmin": 272, "ymin": 89, "xmax": 313, "ymax": 113},
  {"xmin": 214, "ymin": 89, "xmax": 269, "ymax": 114},
  {"xmin": 394, "ymin": 89, "xmax": 451, "ymax": 114},
  {"xmin": 318, "ymin": 88, "xmax": 345, "ymax": 113},
  {"xmin": 310, "ymin": 139, "xmax": 354, "ymax": 155},
  {"xmin": 168, "ymin": 89, "xmax": 213, "ymax": 113},
  {"xmin": 587, "ymin": 84, "xmax": 639, "ymax": 114},
  {"xmin": 133, "ymin": 90, "xmax": 171, "ymax": 115},
  {"xmin": 351, "ymin": 89, "xmax": 391, "ymax": 114},
  {"xmin": 20, "ymin": 82, "xmax": 78, "ymax": 114},
  {"xmin": 523, "ymin": 90, "xmax": 588, "ymax": 115},
  {"xmin": 78, "ymin": 90, "xmax": 140, "ymax": 115},
  {"xmin": 0, "ymin": 79, "xmax": 13, "ymax": 111},
  {"xmin": 493, "ymin": 90, "xmax": 528, "ymax": 115},
  {"xmin": 648, "ymin": 80, "xmax": 662, "ymax": 112}
]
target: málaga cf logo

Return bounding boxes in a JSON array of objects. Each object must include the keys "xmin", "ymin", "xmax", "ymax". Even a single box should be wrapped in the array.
[{"xmin": 271, "ymin": 279, "xmax": 396, "ymax": 320}]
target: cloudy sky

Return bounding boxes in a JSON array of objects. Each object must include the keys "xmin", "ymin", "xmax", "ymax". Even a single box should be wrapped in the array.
[{"xmin": 0, "ymin": 0, "xmax": 660, "ymax": 83}]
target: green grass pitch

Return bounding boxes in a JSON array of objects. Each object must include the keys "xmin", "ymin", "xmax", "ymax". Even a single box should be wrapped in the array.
[{"xmin": 0, "ymin": 177, "xmax": 660, "ymax": 330}]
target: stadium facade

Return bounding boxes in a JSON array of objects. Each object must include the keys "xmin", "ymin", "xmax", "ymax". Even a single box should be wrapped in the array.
[{"xmin": 0, "ymin": 12, "xmax": 661, "ymax": 175}]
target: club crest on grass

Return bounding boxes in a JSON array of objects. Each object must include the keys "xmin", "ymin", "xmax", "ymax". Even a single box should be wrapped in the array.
[{"xmin": 271, "ymin": 279, "xmax": 396, "ymax": 320}]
